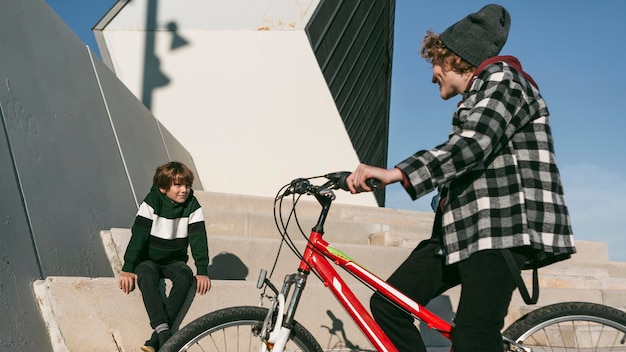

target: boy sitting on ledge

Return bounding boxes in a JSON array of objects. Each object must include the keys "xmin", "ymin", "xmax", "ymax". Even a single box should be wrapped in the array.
[{"xmin": 118, "ymin": 161, "xmax": 211, "ymax": 352}]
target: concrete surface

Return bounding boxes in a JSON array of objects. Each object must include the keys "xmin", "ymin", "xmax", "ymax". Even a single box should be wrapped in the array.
[{"xmin": 34, "ymin": 191, "xmax": 626, "ymax": 351}]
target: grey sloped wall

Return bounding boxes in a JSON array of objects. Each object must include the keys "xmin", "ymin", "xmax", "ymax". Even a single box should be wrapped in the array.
[{"xmin": 0, "ymin": 1, "xmax": 201, "ymax": 350}]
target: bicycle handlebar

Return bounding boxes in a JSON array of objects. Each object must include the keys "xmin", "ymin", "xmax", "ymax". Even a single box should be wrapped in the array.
[{"xmin": 282, "ymin": 172, "xmax": 380, "ymax": 198}]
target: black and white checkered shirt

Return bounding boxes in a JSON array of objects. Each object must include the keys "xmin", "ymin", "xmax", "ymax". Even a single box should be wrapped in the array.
[{"xmin": 397, "ymin": 59, "xmax": 575, "ymax": 266}]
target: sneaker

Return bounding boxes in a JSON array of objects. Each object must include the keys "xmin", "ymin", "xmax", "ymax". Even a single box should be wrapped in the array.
[
  {"xmin": 140, "ymin": 346, "xmax": 156, "ymax": 352},
  {"xmin": 158, "ymin": 329, "xmax": 172, "ymax": 347},
  {"xmin": 140, "ymin": 331, "xmax": 159, "ymax": 352}
]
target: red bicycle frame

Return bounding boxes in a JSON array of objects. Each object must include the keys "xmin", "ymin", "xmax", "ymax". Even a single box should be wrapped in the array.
[{"xmin": 298, "ymin": 230, "xmax": 453, "ymax": 352}]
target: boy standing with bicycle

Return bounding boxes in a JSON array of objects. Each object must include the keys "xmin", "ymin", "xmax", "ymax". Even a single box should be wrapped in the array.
[
  {"xmin": 347, "ymin": 4, "xmax": 575, "ymax": 352},
  {"xmin": 118, "ymin": 161, "xmax": 211, "ymax": 352}
]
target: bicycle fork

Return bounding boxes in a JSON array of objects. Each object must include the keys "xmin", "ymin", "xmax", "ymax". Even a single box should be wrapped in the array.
[{"xmin": 257, "ymin": 269, "xmax": 309, "ymax": 352}]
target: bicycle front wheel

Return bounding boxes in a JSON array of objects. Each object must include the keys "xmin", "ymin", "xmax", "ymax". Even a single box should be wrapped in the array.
[
  {"xmin": 504, "ymin": 301, "xmax": 626, "ymax": 351},
  {"xmin": 160, "ymin": 306, "xmax": 323, "ymax": 352}
]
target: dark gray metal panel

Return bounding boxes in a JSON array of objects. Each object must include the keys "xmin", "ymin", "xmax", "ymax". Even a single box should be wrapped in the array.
[
  {"xmin": 0, "ymin": 3, "xmax": 60, "ymax": 349},
  {"xmin": 0, "ymin": 0, "xmax": 134, "ymax": 278},
  {"xmin": 91, "ymin": 55, "xmax": 204, "ymax": 197},
  {"xmin": 0, "ymin": 0, "xmax": 200, "ymax": 349},
  {"xmin": 305, "ymin": 0, "xmax": 395, "ymax": 206},
  {"xmin": 0, "ymin": 106, "xmax": 52, "ymax": 352},
  {"xmin": 158, "ymin": 121, "xmax": 204, "ymax": 191},
  {"xmin": 91, "ymin": 55, "xmax": 171, "ymax": 200}
]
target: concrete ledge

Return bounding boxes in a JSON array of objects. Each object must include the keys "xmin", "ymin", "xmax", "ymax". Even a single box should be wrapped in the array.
[
  {"xmin": 103, "ymin": 229, "xmax": 626, "ymax": 294},
  {"xmin": 34, "ymin": 274, "xmax": 626, "ymax": 352},
  {"xmin": 198, "ymin": 191, "xmax": 608, "ymax": 263},
  {"xmin": 194, "ymin": 191, "xmax": 435, "ymax": 225},
  {"xmin": 196, "ymin": 190, "xmax": 435, "ymax": 244},
  {"xmin": 33, "ymin": 277, "xmax": 411, "ymax": 351},
  {"xmin": 34, "ymin": 277, "xmax": 256, "ymax": 352},
  {"xmin": 101, "ymin": 229, "xmax": 415, "ymax": 280}
]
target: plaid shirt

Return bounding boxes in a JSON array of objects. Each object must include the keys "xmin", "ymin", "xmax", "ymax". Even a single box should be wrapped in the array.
[{"xmin": 396, "ymin": 57, "xmax": 575, "ymax": 266}]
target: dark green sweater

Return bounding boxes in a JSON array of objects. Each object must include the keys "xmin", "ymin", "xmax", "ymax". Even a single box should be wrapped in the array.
[{"xmin": 122, "ymin": 186, "xmax": 209, "ymax": 275}]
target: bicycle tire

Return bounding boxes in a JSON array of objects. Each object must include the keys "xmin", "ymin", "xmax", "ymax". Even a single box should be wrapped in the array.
[
  {"xmin": 160, "ymin": 306, "xmax": 323, "ymax": 352},
  {"xmin": 503, "ymin": 301, "xmax": 626, "ymax": 351}
]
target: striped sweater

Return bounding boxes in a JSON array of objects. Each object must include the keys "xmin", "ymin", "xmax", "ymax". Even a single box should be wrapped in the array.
[{"xmin": 122, "ymin": 186, "xmax": 209, "ymax": 275}]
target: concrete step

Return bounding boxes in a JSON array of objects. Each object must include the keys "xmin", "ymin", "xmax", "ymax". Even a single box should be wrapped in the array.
[
  {"xmin": 522, "ymin": 269, "xmax": 626, "ymax": 290},
  {"xmin": 35, "ymin": 276, "xmax": 419, "ymax": 352},
  {"xmin": 194, "ymin": 191, "xmax": 435, "ymax": 226},
  {"xmin": 201, "ymin": 208, "xmax": 432, "ymax": 245},
  {"xmin": 94, "ymin": 228, "xmax": 626, "ymax": 351},
  {"xmin": 370, "ymin": 232, "xmax": 611, "ymax": 262},
  {"xmin": 103, "ymin": 229, "xmax": 623, "ymax": 293},
  {"xmin": 38, "ymin": 190, "xmax": 626, "ymax": 351},
  {"xmin": 549, "ymin": 259, "xmax": 626, "ymax": 277},
  {"xmin": 195, "ymin": 190, "xmax": 610, "ymax": 262},
  {"xmin": 196, "ymin": 195, "xmax": 435, "ymax": 246},
  {"xmin": 34, "ymin": 275, "xmax": 626, "ymax": 352},
  {"xmin": 102, "ymin": 229, "xmax": 412, "ymax": 280}
]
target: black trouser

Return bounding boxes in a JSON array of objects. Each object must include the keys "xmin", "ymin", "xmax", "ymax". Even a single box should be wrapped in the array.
[
  {"xmin": 370, "ymin": 238, "xmax": 526, "ymax": 352},
  {"xmin": 135, "ymin": 260, "xmax": 194, "ymax": 329}
]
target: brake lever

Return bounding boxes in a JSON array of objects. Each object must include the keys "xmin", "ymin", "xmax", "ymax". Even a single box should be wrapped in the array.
[
  {"xmin": 291, "ymin": 178, "xmax": 310, "ymax": 194},
  {"xmin": 282, "ymin": 178, "xmax": 311, "ymax": 198}
]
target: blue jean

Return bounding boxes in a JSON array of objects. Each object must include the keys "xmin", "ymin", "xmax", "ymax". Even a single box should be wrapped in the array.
[{"xmin": 135, "ymin": 260, "xmax": 194, "ymax": 329}]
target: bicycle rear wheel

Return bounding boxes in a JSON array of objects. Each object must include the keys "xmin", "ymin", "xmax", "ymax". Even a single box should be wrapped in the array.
[
  {"xmin": 160, "ymin": 306, "xmax": 323, "ymax": 352},
  {"xmin": 504, "ymin": 301, "xmax": 626, "ymax": 351}
]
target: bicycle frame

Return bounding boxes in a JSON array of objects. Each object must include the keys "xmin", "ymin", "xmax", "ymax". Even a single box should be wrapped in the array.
[
  {"xmin": 255, "ymin": 175, "xmax": 536, "ymax": 352},
  {"xmin": 160, "ymin": 175, "xmax": 620, "ymax": 352},
  {"xmin": 265, "ymin": 177, "xmax": 454, "ymax": 352},
  {"xmin": 297, "ymin": 230, "xmax": 453, "ymax": 352}
]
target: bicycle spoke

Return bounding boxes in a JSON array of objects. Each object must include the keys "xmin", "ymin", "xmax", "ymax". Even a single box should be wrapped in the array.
[
  {"xmin": 161, "ymin": 307, "xmax": 322, "ymax": 352},
  {"xmin": 505, "ymin": 303, "xmax": 626, "ymax": 352},
  {"xmin": 513, "ymin": 319, "xmax": 626, "ymax": 351},
  {"xmin": 180, "ymin": 324, "xmax": 253, "ymax": 351}
]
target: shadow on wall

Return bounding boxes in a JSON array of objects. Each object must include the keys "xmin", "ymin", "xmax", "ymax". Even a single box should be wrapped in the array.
[
  {"xmin": 208, "ymin": 252, "xmax": 249, "ymax": 280},
  {"xmin": 141, "ymin": 0, "xmax": 189, "ymax": 110}
]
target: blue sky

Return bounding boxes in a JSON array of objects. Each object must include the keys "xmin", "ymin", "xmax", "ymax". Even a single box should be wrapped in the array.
[{"xmin": 45, "ymin": 0, "xmax": 626, "ymax": 261}]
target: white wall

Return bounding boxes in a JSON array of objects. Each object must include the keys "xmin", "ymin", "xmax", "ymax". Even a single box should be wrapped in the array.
[{"xmin": 98, "ymin": 0, "xmax": 378, "ymax": 206}]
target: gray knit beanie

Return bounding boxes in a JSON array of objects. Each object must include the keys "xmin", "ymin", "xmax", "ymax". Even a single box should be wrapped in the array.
[{"xmin": 439, "ymin": 4, "xmax": 511, "ymax": 67}]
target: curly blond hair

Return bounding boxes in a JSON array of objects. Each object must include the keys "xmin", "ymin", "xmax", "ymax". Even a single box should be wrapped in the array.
[{"xmin": 421, "ymin": 30, "xmax": 474, "ymax": 74}]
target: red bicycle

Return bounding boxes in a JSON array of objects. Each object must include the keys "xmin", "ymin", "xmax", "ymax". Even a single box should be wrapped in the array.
[{"xmin": 162, "ymin": 172, "xmax": 626, "ymax": 352}]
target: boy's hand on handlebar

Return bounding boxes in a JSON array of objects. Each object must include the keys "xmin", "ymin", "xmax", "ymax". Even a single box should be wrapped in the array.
[{"xmin": 346, "ymin": 164, "xmax": 403, "ymax": 194}]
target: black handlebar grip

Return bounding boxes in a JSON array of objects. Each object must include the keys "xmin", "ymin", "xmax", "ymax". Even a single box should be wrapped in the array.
[
  {"xmin": 365, "ymin": 178, "xmax": 380, "ymax": 189},
  {"xmin": 326, "ymin": 171, "xmax": 379, "ymax": 191},
  {"xmin": 336, "ymin": 172, "xmax": 351, "ymax": 191}
]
